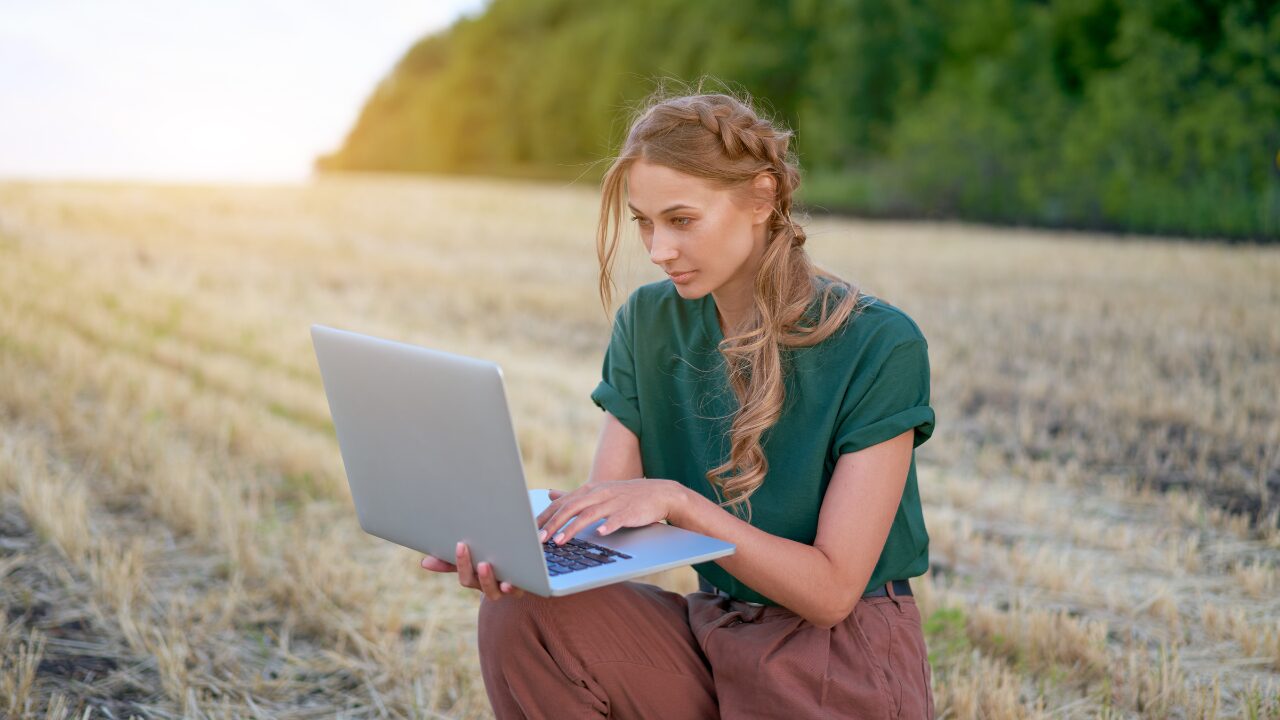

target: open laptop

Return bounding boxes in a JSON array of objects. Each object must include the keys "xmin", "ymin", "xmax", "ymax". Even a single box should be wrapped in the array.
[{"xmin": 310, "ymin": 324, "xmax": 735, "ymax": 597}]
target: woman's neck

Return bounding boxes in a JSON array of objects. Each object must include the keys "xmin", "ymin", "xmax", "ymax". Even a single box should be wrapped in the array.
[{"xmin": 712, "ymin": 289, "xmax": 752, "ymax": 336}]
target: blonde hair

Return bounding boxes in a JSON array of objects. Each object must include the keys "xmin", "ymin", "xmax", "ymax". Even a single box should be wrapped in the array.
[{"xmin": 595, "ymin": 82, "xmax": 866, "ymax": 522}]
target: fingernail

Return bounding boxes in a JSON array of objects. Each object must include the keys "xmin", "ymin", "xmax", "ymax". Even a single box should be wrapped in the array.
[
  {"xmin": 456, "ymin": 541, "xmax": 464, "ymax": 555},
  {"xmin": 421, "ymin": 557, "xmax": 429, "ymax": 567},
  {"xmin": 538, "ymin": 529, "xmax": 546, "ymax": 542},
  {"xmin": 597, "ymin": 525, "xmax": 608, "ymax": 535},
  {"xmin": 553, "ymin": 533, "xmax": 564, "ymax": 544}
]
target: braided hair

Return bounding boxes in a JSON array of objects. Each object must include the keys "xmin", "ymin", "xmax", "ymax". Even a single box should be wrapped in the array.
[{"xmin": 595, "ymin": 88, "xmax": 865, "ymax": 523}]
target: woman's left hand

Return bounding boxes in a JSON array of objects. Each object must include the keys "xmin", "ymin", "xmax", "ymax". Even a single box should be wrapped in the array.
[{"xmin": 536, "ymin": 478, "xmax": 684, "ymax": 545}]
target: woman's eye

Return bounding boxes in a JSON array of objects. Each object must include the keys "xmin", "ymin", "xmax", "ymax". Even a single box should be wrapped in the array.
[{"xmin": 672, "ymin": 217, "xmax": 692, "ymax": 226}]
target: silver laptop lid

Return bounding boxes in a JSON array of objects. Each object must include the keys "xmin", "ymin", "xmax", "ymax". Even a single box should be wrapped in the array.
[{"xmin": 310, "ymin": 324, "xmax": 551, "ymax": 595}]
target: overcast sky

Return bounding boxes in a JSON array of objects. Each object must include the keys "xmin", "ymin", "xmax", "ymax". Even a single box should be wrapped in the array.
[{"xmin": 0, "ymin": 0, "xmax": 486, "ymax": 183}]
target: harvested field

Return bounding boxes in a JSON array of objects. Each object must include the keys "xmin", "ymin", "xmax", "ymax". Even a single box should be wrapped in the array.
[{"xmin": 1, "ymin": 173, "xmax": 1278, "ymax": 718}]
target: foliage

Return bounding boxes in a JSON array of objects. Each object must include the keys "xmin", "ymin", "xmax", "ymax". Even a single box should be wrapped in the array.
[{"xmin": 316, "ymin": 0, "xmax": 1280, "ymax": 240}]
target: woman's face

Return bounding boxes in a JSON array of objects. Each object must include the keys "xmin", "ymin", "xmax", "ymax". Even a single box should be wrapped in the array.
[{"xmin": 626, "ymin": 159, "xmax": 773, "ymax": 303}]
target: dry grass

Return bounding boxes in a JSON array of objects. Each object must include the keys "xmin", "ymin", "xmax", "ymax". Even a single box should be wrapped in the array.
[
  {"xmin": 0, "ymin": 173, "xmax": 1277, "ymax": 717},
  {"xmin": 1, "ymin": 627, "xmax": 47, "ymax": 717}
]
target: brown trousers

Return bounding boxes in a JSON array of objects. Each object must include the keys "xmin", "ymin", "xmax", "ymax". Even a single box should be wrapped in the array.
[{"xmin": 477, "ymin": 580, "xmax": 935, "ymax": 719}]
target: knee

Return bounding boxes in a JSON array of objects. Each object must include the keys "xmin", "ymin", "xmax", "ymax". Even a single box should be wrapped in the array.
[
  {"xmin": 477, "ymin": 583, "xmax": 642, "ymax": 651},
  {"xmin": 479, "ymin": 592, "xmax": 541, "ymax": 629},
  {"xmin": 478, "ymin": 593, "xmax": 548, "ymax": 658}
]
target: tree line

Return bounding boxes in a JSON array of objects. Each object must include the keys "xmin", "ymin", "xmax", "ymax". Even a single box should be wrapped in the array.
[{"xmin": 316, "ymin": 0, "xmax": 1280, "ymax": 240}]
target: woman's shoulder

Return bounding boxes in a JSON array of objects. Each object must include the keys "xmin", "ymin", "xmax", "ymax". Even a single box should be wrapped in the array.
[{"xmin": 812, "ymin": 276, "xmax": 928, "ymax": 350}]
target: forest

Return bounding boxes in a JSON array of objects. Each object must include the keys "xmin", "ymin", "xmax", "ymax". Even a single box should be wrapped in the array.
[{"xmin": 317, "ymin": 0, "xmax": 1280, "ymax": 240}]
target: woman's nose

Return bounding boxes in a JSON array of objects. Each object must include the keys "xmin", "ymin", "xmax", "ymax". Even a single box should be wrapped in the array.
[{"xmin": 649, "ymin": 234, "xmax": 678, "ymax": 264}]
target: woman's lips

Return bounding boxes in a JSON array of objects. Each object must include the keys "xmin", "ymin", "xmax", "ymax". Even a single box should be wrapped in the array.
[{"xmin": 669, "ymin": 270, "xmax": 697, "ymax": 284}]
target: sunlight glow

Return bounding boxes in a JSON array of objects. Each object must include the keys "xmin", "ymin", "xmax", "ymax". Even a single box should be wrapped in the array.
[{"xmin": 0, "ymin": 0, "xmax": 486, "ymax": 183}]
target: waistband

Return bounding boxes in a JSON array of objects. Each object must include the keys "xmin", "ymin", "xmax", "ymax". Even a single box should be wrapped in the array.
[
  {"xmin": 862, "ymin": 579, "xmax": 913, "ymax": 598},
  {"xmin": 705, "ymin": 579, "xmax": 913, "ymax": 607}
]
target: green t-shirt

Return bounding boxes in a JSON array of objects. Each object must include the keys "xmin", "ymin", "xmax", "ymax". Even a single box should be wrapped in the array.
[{"xmin": 590, "ymin": 276, "xmax": 935, "ymax": 605}]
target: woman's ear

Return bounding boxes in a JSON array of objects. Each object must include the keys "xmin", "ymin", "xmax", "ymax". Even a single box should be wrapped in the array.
[{"xmin": 750, "ymin": 172, "xmax": 777, "ymax": 225}]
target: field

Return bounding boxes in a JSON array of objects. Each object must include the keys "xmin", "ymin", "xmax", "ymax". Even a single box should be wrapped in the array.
[{"xmin": 1, "ymin": 173, "xmax": 1278, "ymax": 719}]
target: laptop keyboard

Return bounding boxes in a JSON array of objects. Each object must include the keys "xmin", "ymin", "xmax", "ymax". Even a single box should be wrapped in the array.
[{"xmin": 543, "ymin": 537, "xmax": 632, "ymax": 576}]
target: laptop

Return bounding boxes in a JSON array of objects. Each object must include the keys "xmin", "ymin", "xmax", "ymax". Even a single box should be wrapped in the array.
[{"xmin": 310, "ymin": 324, "xmax": 736, "ymax": 597}]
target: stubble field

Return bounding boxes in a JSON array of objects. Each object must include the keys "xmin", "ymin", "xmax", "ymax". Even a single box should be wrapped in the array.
[{"xmin": 0, "ymin": 173, "xmax": 1278, "ymax": 719}]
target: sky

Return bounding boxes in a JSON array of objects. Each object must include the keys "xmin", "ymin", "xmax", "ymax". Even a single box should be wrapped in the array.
[{"xmin": 0, "ymin": 0, "xmax": 487, "ymax": 184}]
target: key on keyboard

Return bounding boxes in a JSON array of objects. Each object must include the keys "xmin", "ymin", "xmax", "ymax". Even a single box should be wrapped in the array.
[{"xmin": 544, "ymin": 537, "xmax": 632, "ymax": 576}]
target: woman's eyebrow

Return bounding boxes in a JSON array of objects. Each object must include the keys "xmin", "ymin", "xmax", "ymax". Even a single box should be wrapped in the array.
[{"xmin": 628, "ymin": 203, "xmax": 696, "ymax": 216}]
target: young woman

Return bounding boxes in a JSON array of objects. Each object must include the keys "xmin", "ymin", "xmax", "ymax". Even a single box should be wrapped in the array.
[{"xmin": 420, "ymin": 91, "xmax": 937, "ymax": 719}]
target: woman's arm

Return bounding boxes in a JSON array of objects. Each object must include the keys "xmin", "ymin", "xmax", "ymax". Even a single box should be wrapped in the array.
[
  {"xmin": 668, "ymin": 429, "xmax": 915, "ymax": 629},
  {"xmin": 587, "ymin": 411, "xmax": 644, "ymax": 482}
]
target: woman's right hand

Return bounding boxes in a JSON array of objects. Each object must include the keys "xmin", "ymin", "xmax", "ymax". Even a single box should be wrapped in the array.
[{"xmin": 420, "ymin": 541, "xmax": 528, "ymax": 601}]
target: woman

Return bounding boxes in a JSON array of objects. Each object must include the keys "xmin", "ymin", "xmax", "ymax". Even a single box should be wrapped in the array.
[{"xmin": 420, "ymin": 90, "xmax": 936, "ymax": 719}]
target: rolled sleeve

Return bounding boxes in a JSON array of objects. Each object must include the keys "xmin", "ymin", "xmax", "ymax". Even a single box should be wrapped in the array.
[
  {"xmin": 590, "ymin": 379, "xmax": 641, "ymax": 438},
  {"xmin": 590, "ymin": 302, "xmax": 642, "ymax": 438},
  {"xmin": 832, "ymin": 339, "xmax": 935, "ymax": 459}
]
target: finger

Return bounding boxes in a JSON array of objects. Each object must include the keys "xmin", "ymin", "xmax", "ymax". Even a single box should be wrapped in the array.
[
  {"xmin": 536, "ymin": 488, "xmax": 577, "ymax": 530},
  {"xmin": 499, "ymin": 580, "xmax": 525, "ymax": 598},
  {"xmin": 595, "ymin": 510, "xmax": 631, "ymax": 536},
  {"xmin": 535, "ymin": 496, "xmax": 563, "ymax": 531},
  {"xmin": 476, "ymin": 562, "xmax": 503, "ymax": 601},
  {"xmin": 552, "ymin": 502, "xmax": 617, "ymax": 546},
  {"xmin": 541, "ymin": 486, "xmax": 612, "ymax": 541},
  {"xmin": 455, "ymin": 542, "xmax": 478, "ymax": 589},
  {"xmin": 420, "ymin": 555, "xmax": 458, "ymax": 572},
  {"xmin": 541, "ymin": 495, "xmax": 597, "ymax": 544},
  {"xmin": 535, "ymin": 482, "xmax": 598, "ymax": 531},
  {"xmin": 595, "ymin": 505, "xmax": 652, "ymax": 535}
]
